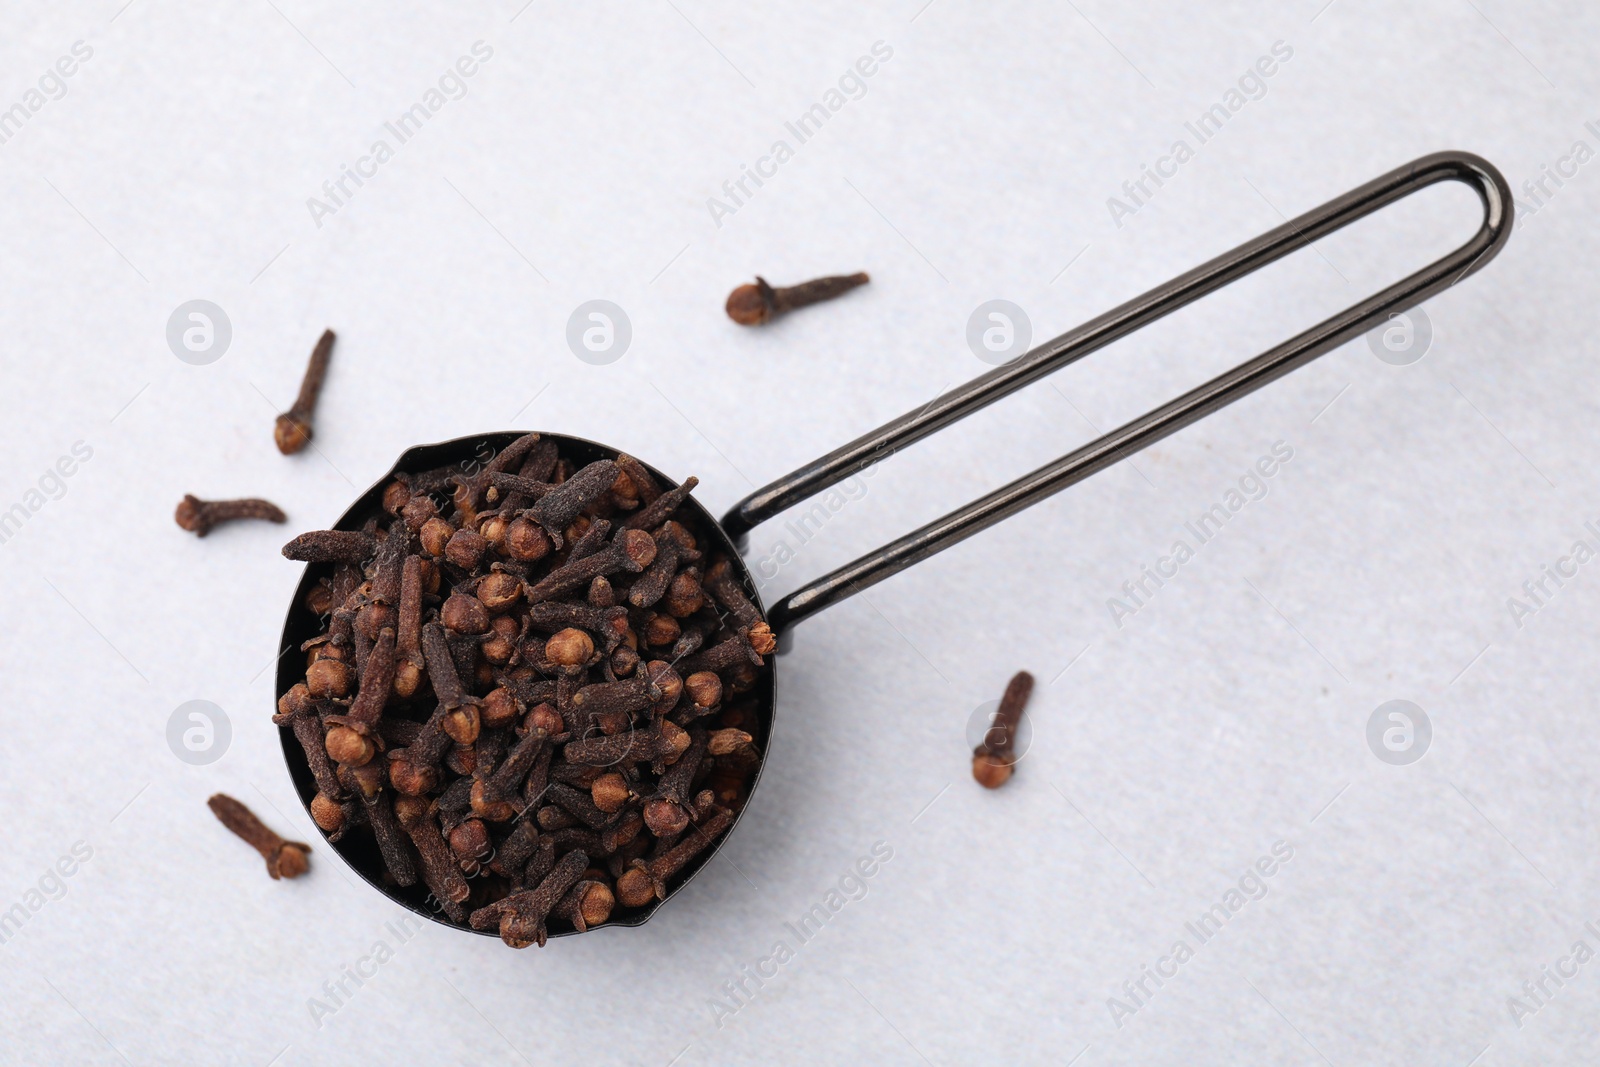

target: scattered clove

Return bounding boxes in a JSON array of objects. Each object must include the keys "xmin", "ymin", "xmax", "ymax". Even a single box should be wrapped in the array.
[
  {"xmin": 972, "ymin": 670, "xmax": 1034, "ymax": 789},
  {"xmin": 279, "ymin": 435, "xmax": 767, "ymax": 946},
  {"xmin": 175, "ymin": 495, "xmax": 287, "ymax": 537},
  {"xmin": 725, "ymin": 272, "xmax": 869, "ymax": 326},
  {"xmin": 208, "ymin": 793, "xmax": 311, "ymax": 880},
  {"xmin": 275, "ymin": 328, "xmax": 336, "ymax": 455}
]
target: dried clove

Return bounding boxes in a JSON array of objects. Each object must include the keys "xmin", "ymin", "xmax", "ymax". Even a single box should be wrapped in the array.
[
  {"xmin": 622, "ymin": 477, "xmax": 699, "ymax": 532},
  {"xmin": 275, "ymin": 329, "xmax": 336, "ymax": 454},
  {"xmin": 455, "ymin": 431, "xmax": 545, "ymax": 512},
  {"xmin": 642, "ymin": 729, "xmax": 706, "ymax": 837},
  {"xmin": 704, "ymin": 557, "xmax": 762, "ymax": 631},
  {"xmin": 208, "ymin": 793, "xmax": 310, "ymax": 880},
  {"xmin": 421, "ymin": 622, "xmax": 473, "ymax": 710},
  {"xmin": 393, "ymin": 555, "xmax": 426, "ymax": 698},
  {"xmin": 725, "ymin": 272, "xmax": 869, "ymax": 326},
  {"xmin": 546, "ymin": 782, "xmax": 617, "ymax": 831},
  {"xmin": 340, "ymin": 761, "xmax": 417, "ymax": 887},
  {"xmin": 523, "ymin": 528, "xmax": 656, "ymax": 603},
  {"xmin": 628, "ymin": 530, "xmax": 681, "ymax": 609},
  {"xmin": 528, "ymin": 460, "xmax": 618, "ymax": 547},
  {"xmin": 616, "ymin": 806, "xmax": 734, "ymax": 906},
  {"xmin": 489, "ymin": 820, "xmax": 541, "ymax": 879},
  {"xmin": 528, "ymin": 603, "xmax": 629, "ymax": 652},
  {"xmin": 273, "ymin": 684, "xmax": 343, "ymax": 799},
  {"xmin": 323, "ymin": 627, "xmax": 396, "ymax": 767},
  {"xmin": 470, "ymin": 850, "xmax": 588, "ymax": 948},
  {"xmin": 485, "ymin": 471, "xmax": 556, "ymax": 502},
  {"xmin": 175, "ymin": 495, "xmax": 287, "ymax": 537},
  {"xmin": 282, "ymin": 529, "xmax": 376, "ymax": 563},
  {"xmin": 562, "ymin": 723, "xmax": 688, "ymax": 769},
  {"xmin": 471, "ymin": 730, "xmax": 546, "ymax": 821},
  {"xmin": 395, "ymin": 795, "xmax": 470, "ymax": 922},
  {"xmin": 614, "ymin": 455, "xmax": 660, "ymax": 505},
  {"xmin": 681, "ymin": 633, "xmax": 763, "ymax": 675},
  {"xmin": 972, "ymin": 670, "xmax": 1034, "ymax": 789}
]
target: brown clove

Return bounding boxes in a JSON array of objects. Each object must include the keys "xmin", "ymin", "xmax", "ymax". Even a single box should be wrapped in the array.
[
  {"xmin": 972, "ymin": 670, "xmax": 1034, "ymax": 789},
  {"xmin": 725, "ymin": 272, "xmax": 869, "ymax": 326},
  {"xmin": 176, "ymin": 496, "xmax": 287, "ymax": 537},
  {"xmin": 275, "ymin": 329, "xmax": 336, "ymax": 454},
  {"xmin": 208, "ymin": 793, "xmax": 310, "ymax": 880}
]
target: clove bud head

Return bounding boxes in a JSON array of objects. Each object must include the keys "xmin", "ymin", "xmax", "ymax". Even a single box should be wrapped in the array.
[
  {"xmin": 441, "ymin": 593, "xmax": 491, "ymax": 635},
  {"xmin": 546, "ymin": 628, "xmax": 595, "ymax": 667},
  {"xmin": 272, "ymin": 842, "xmax": 312, "ymax": 879},
  {"xmin": 480, "ymin": 687, "xmax": 520, "ymax": 729},
  {"xmin": 725, "ymin": 282, "xmax": 775, "ymax": 325},
  {"xmin": 388, "ymin": 753, "xmax": 438, "ymax": 796},
  {"xmin": 643, "ymin": 613, "xmax": 680, "ymax": 647},
  {"xmin": 173, "ymin": 495, "xmax": 206, "ymax": 532},
  {"xmin": 392, "ymin": 659, "xmax": 424, "ymax": 700},
  {"xmin": 309, "ymin": 793, "xmax": 345, "ymax": 833},
  {"xmin": 660, "ymin": 720, "xmax": 691, "ymax": 763},
  {"xmin": 448, "ymin": 819, "xmax": 491, "ymax": 864},
  {"xmin": 504, "ymin": 518, "xmax": 550, "ymax": 561},
  {"xmin": 381, "ymin": 480, "xmax": 411, "ymax": 515},
  {"xmin": 971, "ymin": 751, "xmax": 1014, "ymax": 790},
  {"xmin": 643, "ymin": 798, "xmax": 690, "ymax": 837},
  {"xmin": 306, "ymin": 658, "xmax": 352, "ymax": 698},
  {"xmin": 707, "ymin": 728, "xmax": 753, "ymax": 757},
  {"xmin": 581, "ymin": 884, "xmax": 616, "ymax": 926},
  {"xmin": 748, "ymin": 622, "xmax": 777, "ymax": 656},
  {"xmin": 445, "ymin": 529, "xmax": 489, "ymax": 570},
  {"xmin": 591, "ymin": 772, "xmax": 630, "ymax": 814},
  {"xmin": 470, "ymin": 781, "xmax": 519, "ymax": 822},
  {"xmin": 274, "ymin": 413, "xmax": 313, "ymax": 455},
  {"xmin": 419, "ymin": 517, "xmax": 456, "ymax": 557},
  {"xmin": 525, "ymin": 702, "xmax": 563, "ymax": 737},
  {"xmin": 684, "ymin": 671, "xmax": 722, "ymax": 710},
  {"xmin": 325, "ymin": 725, "xmax": 375, "ymax": 767},
  {"xmin": 442, "ymin": 705, "xmax": 481, "ymax": 746},
  {"xmin": 477, "ymin": 572, "xmax": 522, "ymax": 613},
  {"xmin": 615, "ymin": 866, "xmax": 655, "ymax": 908}
]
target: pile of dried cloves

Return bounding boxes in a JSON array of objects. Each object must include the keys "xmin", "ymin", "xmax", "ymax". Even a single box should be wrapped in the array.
[{"xmin": 277, "ymin": 433, "xmax": 771, "ymax": 947}]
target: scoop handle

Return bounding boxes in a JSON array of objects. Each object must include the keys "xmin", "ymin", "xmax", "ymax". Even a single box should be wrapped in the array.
[{"xmin": 726, "ymin": 151, "xmax": 1513, "ymax": 638}]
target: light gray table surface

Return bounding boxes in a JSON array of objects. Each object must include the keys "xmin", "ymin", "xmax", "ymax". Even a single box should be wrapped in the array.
[{"xmin": 2, "ymin": 1, "xmax": 1597, "ymax": 1064}]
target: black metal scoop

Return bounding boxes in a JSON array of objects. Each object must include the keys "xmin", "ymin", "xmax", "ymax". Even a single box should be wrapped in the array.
[{"xmin": 278, "ymin": 151, "xmax": 1512, "ymax": 937}]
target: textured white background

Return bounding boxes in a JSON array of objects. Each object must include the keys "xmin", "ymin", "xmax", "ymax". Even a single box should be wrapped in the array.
[{"xmin": 1, "ymin": 1, "xmax": 1597, "ymax": 1064}]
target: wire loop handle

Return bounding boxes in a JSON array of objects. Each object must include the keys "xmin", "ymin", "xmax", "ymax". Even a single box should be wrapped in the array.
[{"xmin": 725, "ymin": 151, "xmax": 1513, "ymax": 637}]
